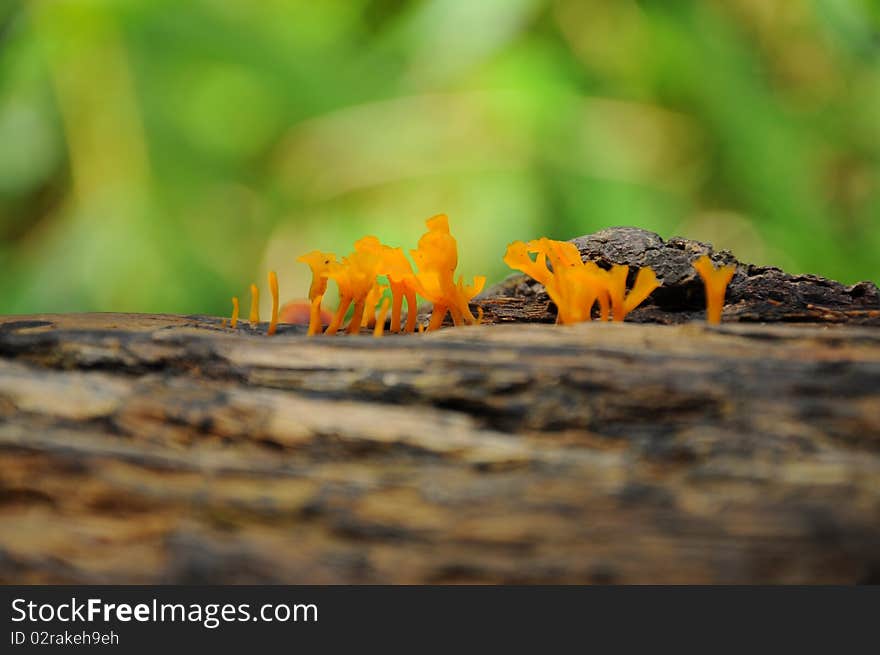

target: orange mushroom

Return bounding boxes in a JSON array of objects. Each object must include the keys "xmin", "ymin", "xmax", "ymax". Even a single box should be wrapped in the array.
[
  {"xmin": 267, "ymin": 271, "xmax": 279, "ymax": 335},
  {"xmin": 324, "ymin": 248, "xmax": 382, "ymax": 335},
  {"xmin": 373, "ymin": 298, "xmax": 391, "ymax": 338},
  {"xmin": 249, "ymin": 284, "xmax": 260, "ymax": 327},
  {"xmin": 297, "ymin": 250, "xmax": 336, "ymax": 336},
  {"xmin": 505, "ymin": 239, "xmax": 603, "ymax": 324},
  {"xmin": 604, "ymin": 264, "xmax": 660, "ymax": 322},
  {"xmin": 306, "ymin": 295, "xmax": 325, "ymax": 336},
  {"xmin": 504, "ymin": 238, "xmax": 659, "ymax": 325},
  {"xmin": 230, "ymin": 296, "xmax": 239, "ymax": 329},
  {"xmin": 360, "ymin": 280, "xmax": 389, "ymax": 329},
  {"xmin": 355, "ymin": 236, "xmax": 420, "ymax": 333},
  {"xmin": 410, "ymin": 214, "xmax": 485, "ymax": 331},
  {"xmin": 692, "ymin": 255, "xmax": 736, "ymax": 325},
  {"xmin": 297, "ymin": 251, "xmax": 336, "ymax": 301}
]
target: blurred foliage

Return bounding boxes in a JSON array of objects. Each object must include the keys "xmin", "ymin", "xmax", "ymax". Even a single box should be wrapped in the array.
[{"xmin": 0, "ymin": 0, "xmax": 878, "ymax": 315}]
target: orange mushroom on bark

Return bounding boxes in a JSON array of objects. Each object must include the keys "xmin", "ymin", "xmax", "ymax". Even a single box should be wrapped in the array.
[
  {"xmin": 297, "ymin": 250, "xmax": 336, "ymax": 336},
  {"xmin": 604, "ymin": 264, "xmax": 661, "ymax": 322},
  {"xmin": 505, "ymin": 239, "xmax": 602, "ymax": 324},
  {"xmin": 324, "ymin": 248, "xmax": 382, "ymax": 335},
  {"xmin": 504, "ymin": 238, "xmax": 659, "ymax": 324},
  {"xmin": 373, "ymin": 298, "xmax": 391, "ymax": 338},
  {"xmin": 355, "ymin": 236, "xmax": 420, "ymax": 334},
  {"xmin": 248, "ymin": 284, "xmax": 260, "ymax": 327},
  {"xmin": 267, "ymin": 270, "xmax": 279, "ymax": 335},
  {"xmin": 230, "ymin": 296, "xmax": 239, "ymax": 329},
  {"xmin": 360, "ymin": 280, "xmax": 389, "ymax": 329},
  {"xmin": 692, "ymin": 255, "xmax": 736, "ymax": 324},
  {"xmin": 410, "ymin": 214, "xmax": 485, "ymax": 331}
]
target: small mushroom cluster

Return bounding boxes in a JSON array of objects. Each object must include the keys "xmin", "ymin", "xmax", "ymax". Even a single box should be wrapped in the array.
[
  {"xmin": 503, "ymin": 238, "xmax": 661, "ymax": 324},
  {"xmin": 228, "ymin": 221, "xmax": 738, "ymax": 335},
  {"xmin": 297, "ymin": 214, "xmax": 485, "ymax": 336},
  {"xmin": 227, "ymin": 271, "xmax": 280, "ymax": 335}
]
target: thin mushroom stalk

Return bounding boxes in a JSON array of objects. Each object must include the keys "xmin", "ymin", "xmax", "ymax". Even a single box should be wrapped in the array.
[
  {"xmin": 230, "ymin": 296, "xmax": 239, "ymax": 329},
  {"xmin": 692, "ymin": 255, "xmax": 736, "ymax": 325},
  {"xmin": 249, "ymin": 284, "xmax": 260, "ymax": 327},
  {"xmin": 267, "ymin": 271, "xmax": 279, "ymax": 336}
]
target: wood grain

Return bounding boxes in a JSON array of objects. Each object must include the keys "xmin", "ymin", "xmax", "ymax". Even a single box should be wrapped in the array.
[{"xmin": 1, "ymin": 312, "xmax": 878, "ymax": 583}]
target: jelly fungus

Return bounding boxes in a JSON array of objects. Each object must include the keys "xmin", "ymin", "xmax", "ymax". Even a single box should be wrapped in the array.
[
  {"xmin": 354, "ymin": 236, "xmax": 419, "ymax": 333},
  {"xmin": 297, "ymin": 251, "xmax": 335, "ymax": 302},
  {"xmin": 307, "ymin": 295, "xmax": 324, "ymax": 337},
  {"xmin": 692, "ymin": 255, "xmax": 736, "ymax": 325},
  {"xmin": 230, "ymin": 296, "xmax": 240, "ymax": 329},
  {"xmin": 411, "ymin": 215, "xmax": 485, "ymax": 331},
  {"xmin": 249, "ymin": 284, "xmax": 260, "ymax": 326},
  {"xmin": 504, "ymin": 238, "xmax": 659, "ymax": 325},
  {"xmin": 604, "ymin": 264, "xmax": 660, "ymax": 322},
  {"xmin": 297, "ymin": 250, "xmax": 336, "ymax": 336},
  {"xmin": 373, "ymin": 298, "xmax": 391, "ymax": 338},
  {"xmin": 324, "ymin": 248, "xmax": 383, "ymax": 335},
  {"xmin": 267, "ymin": 271, "xmax": 279, "ymax": 336},
  {"xmin": 361, "ymin": 280, "xmax": 389, "ymax": 329}
]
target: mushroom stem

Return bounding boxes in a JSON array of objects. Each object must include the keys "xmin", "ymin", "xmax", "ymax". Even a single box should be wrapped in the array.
[
  {"xmin": 325, "ymin": 295, "xmax": 351, "ymax": 335},
  {"xmin": 373, "ymin": 299, "xmax": 391, "ymax": 338},
  {"xmin": 347, "ymin": 299, "xmax": 367, "ymax": 334},
  {"xmin": 267, "ymin": 271, "xmax": 279, "ymax": 336},
  {"xmin": 389, "ymin": 282, "xmax": 404, "ymax": 333},
  {"xmin": 249, "ymin": 284, "xmax": 260, "ymax": 327},
  {"xmin": 307, "ymin": 295, "xmax": 323, "ymax": 336},
  {"xmin": 693, "ymin": 256, "xmax": 736, "ymax": 325},
  {"xmin": 230, "ymin": 297, "xmax": 239, "ymax": 329},
  {"xmin": 427, "ymin": 305, "xmax": 447, "ymax": 331},
  {"xmin": 404, "ymin": 289, "xmax": 418, "ymax": 333}
]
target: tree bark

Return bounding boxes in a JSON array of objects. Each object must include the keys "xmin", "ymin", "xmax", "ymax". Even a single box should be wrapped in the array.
[{"xmin": 1, "ymin": 312, "xmax": 878, "ymax": 584}]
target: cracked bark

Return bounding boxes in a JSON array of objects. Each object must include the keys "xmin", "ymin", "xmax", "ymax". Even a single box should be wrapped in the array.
[{"xmin": 1, "ymin": 228, "xmax": 879, "ymax": 584}]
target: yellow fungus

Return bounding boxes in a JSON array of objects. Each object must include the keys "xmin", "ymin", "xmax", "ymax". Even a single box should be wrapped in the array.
[
  {"xmin": 410, "ymin": 214, "xmax": 484, "ymax": 331},
  {"xmin": 307, "ymin": 294, "xmax": 324, "ymax": 336},
  {"xmin": 324, "ymin": 248, "xmax": 382, "ymax": 335},
  {"xmin": 504, "ymin": 238, "xmax": 659, "ymax": 325},
  {"xmin": 625, "ymin": 268, "xmax": 660, "ymax": 316},
  {"xmin": 505, "ymin": 239, "xmax": 604, "ymax": 324},
  {"xmin": 267, "ymin": 271, "xmax": 279, "ymax": 336},
  {"xmin": 355, "ymin": 236, "xmax": 420, "ymax": 333},
  {"xmin": 373, "ymin": 298, "xmax": 391, "ymax": 338},
  {"xmin": 693, "ymin": 255, "xmax": 736, "ymax": 325},
  {"xmin": 361, "ymin": 280, "xmax": 389, "ymax": 328},
  {"xmin": 396, "ymin": 281, "xmax": 419, "ymax": 334},
  {"xmin": 297, "ymin": 250, "xmax": 336, "ymax": 302},
  {"xmin": 249, "ymin": 284, "xmax": 260, "ymax": 326},
  {"xmin": 503, "ymin": 240, "xmax": 552, "ymax": 287},
  {"xmin": 604, "ymin": 264, "xmax": 661, "ymax": 322},
  {"xmin": 230, "ymin": 296, "xmax": 239, "ymax": 329},
  {"xmin": 297, "ymin": 250, "xmax": 336, "ymax": 337}
]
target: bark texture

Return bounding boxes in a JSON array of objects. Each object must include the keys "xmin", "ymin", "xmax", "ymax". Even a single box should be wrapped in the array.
[{"xmin": 1, "ymin": 310, "xmax": 879, "ymax": 584}]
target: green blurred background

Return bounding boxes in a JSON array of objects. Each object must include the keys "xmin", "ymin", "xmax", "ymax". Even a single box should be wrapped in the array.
[{"xmin": 0, "ymin": 0, "xmax": 878, "ymax": 316}]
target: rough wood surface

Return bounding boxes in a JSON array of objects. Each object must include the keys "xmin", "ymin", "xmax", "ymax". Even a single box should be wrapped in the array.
[{"xmin": 1, "ymin": 311, "xmax": 878, "ymax": 584}]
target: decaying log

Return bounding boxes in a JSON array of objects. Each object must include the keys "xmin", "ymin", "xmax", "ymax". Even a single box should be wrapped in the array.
[
  {"xmin": 1, "ymin": 313, "xmax": 878, "ymax": 584},
  {"xmin": 1, "ymin": 228, "xmax": 878, "ymax": 584}
]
